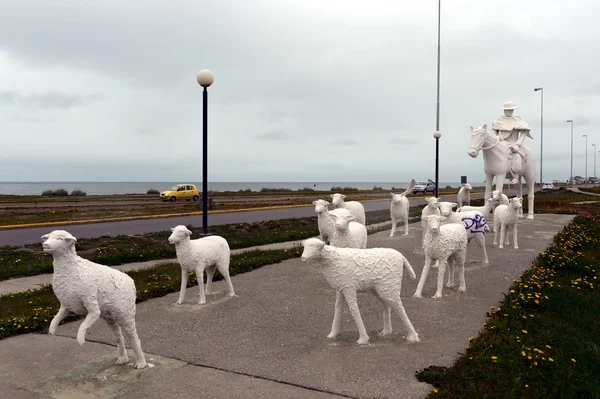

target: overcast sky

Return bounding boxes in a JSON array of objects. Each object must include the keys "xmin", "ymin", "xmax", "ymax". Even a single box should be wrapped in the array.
[{"xmin": 1, "ymin": 0, "xmax": 598, "ymax": 183}]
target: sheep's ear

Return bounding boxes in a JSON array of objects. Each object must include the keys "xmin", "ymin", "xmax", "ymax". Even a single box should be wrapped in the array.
[
  {"xmin": 470, "ymin": 126, "xmax": 474, "ymax": 132},
  {"xmin": 330, "ymin": 194, "xmax": 335, "ymax": 198},
  {"xmin": 65, "ymin": 237, "xmax": 77, "ymax": 245},
  {"xmin": 41, "ymin": 234, "xmax": 49, "ymax": 241},
  {"xmin": 312, "ymin": 200, "xmax": 318, "ymax": 205},
  {"xmin": 340, "ymin": 194, "xmax": 346, "ymax": 199},
  {"xmin": 390, "ymin": 193, "xmax": 395, "ymax": 197},
  {"xmin": 482, "ymin": 124, "xmax": 487, "ymax": 130},
  {"xmin": 451, "ymin": 202, "xmax": 458, "ymax": 209},
  {"xmin": 329, "ymin": 213, "xmax": 338, "ymax": 220},
  {"xmin": 345, "ymin": 214, "xmax": 355, "ymax": 221},
  {"xmin": 440, "ymin": 216, "xmax": 447, "ymax": 222},
  {"xmin": 185, "ymin": 229, "xmax": 192, "ymax": 236},
  {"xmin": 170, "ymin": 228, "xmax": 175, "ymax": 232}
]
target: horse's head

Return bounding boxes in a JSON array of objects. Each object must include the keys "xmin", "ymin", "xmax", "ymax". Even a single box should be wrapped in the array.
[{"xmin": 467, "ymin": 125, "xmax": 488, "ymax": 158}]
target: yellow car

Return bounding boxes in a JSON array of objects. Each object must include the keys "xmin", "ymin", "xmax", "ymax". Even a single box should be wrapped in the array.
[{"xmin": 160, "ymin": 184, "xmax": 200, "ymax": 202}]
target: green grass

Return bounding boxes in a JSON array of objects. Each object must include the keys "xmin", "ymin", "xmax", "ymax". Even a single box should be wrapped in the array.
[
  {"xmin": 0, "ymin": 247, "xmax": 302, "ymax": 340},
  {"xmin": 416, "ymin": 214, "xmax": 600, "ymax": 397},
  {"xmin": 0, "ymin": 208, "xmax": 404, "ymax": 282}
]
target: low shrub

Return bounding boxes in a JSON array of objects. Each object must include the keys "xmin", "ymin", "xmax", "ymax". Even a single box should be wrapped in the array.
[
  {"xmin": 372, "ymin": 186, "xmax": 384, "ymax": 191},
  {"xmin": 259, "ymin": 187, "xmax": 292, "ymax": 192},
  {"xmin": 41, "ymin": 189, "xmax": 69, "ymax": 197},
  {"xmin": 147, "ymin": 188, "xmax": 159, "ymax": 195},
  {"xmin": 70, "ymin": 190, "xmax": 87, "ymax": 196}
]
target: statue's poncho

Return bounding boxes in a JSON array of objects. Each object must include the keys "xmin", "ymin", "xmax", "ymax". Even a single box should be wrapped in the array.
[{"xmin": 492, "ymin": 116, "xmax": 533, "ymax": 140}]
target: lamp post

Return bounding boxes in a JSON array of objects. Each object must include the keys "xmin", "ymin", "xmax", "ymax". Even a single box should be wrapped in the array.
[
  {"xmin": 197, "ymin": 69, "xmax": 214, "ymax": 235},
  {"xmin": 434, "ymin": 0, "xmax": 441, "ymax": 198},
  {"xmin": 567, "ymin": 120, "xmax": 573, "ymax": 185},
  {"xmin": 583, "ymin": 134, "xmax": 588, "ymax": 185},
  {"xmin": 593, "ymin": 143, "xmax": 597, "ymax": 180},
  {"xmin": 534, "ymin": 87, "xmax": 543, "ymax": 189}
]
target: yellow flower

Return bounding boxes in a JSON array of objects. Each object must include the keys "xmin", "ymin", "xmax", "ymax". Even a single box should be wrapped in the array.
[
  {"xmin": 571, "ymin": 358, "xmax": 576, "ymax": 363},
  {"xmin": 522, "ymin": 330, "xmax": 528, "ymax": 334},
  {"xmin": 433, "ymin": 388, "xmax": 439, "ymax": 393},
  {"xmin": 549, "ymin": 358, "xmax": 554, "ymax": 362}
]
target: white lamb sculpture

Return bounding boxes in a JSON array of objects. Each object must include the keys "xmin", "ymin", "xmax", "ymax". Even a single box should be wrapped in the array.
[
  {"xmin": 330, "ymin": 193, "xmax": 366, "ymax": 225},
  {"xmin": 168, "ymin": 226, "xmax": 235, "ymax": 305},
  {"xmin": 457, "ymin": 183, "xmax": 473, "ymax": 208},
  {"xmin": 390, "ymin": 178, "xmax": 416, "ymax": 236},
  {"xmin": 420, "ymin": 197, "xmax": 441, "ymax": 247},
  {"xmin": 330, "ymin": 208, "xmax": 368, "ymax": 249},
  {"xmin": 414, "ymin": 215, "xmax": 468, "ymax": 299},
  {"xmin": 436, "ymin": 201, "xmax": 489, "ymax": 264},
  {"xmin": 42, "ymin": 230, "xmax": 147, "ymax": 369},
  {"xmin": 301, "ymin": 238, "xmax": 419, "ymax": 344},
  {"xmin": 313, "ymin": 199, "xmax": 356, "ymax": 245},
  {"xmin": 493, "ymin": 197, "xmax": 523, "ymax": 249}
]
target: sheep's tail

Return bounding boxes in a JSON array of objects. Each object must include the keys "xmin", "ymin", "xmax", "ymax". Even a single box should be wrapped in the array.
[
  {"xmin": 403, "ymin": 256, "xmax": 417, "ymax": 280},
  {"xmin": 403, "ymin": 178, "xmax": 416, "ymax": 196}
]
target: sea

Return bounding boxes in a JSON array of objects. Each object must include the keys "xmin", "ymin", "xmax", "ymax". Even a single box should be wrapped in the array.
[{"xmin": 0, "ymin": 182, "xmax": 480, "ymax": 196}]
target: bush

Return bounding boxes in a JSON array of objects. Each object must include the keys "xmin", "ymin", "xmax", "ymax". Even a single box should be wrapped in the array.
[
  {"xmin": 147, "ymin": 188, "xmax": 159, "ymax": 195},
  {"xmin": 238, "ymin": 189, "xmax": 252, "ymax": 193},
  {"xmin": 331, "ymin": 186, "xmax": 359, "ymax": 192},
  {"xmin": 70, "ymin": 190, "xmax": 87, "ymax": 196},
  {"xmin": 259, "ymin": 187, "xmax": 292, "ymax": 192},
  {"xmin": 41, "ymin": 189, "xmax": 69, "ymax": 197},
  {"xmin": 372, "ymin": 186, "xmax": 383, "ymax": 191},
  {"xmin": 300, "ymin": 187, "xmax": 315, "ymax": 192}
]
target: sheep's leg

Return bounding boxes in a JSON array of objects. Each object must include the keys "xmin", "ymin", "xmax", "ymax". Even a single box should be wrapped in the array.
[
  {"xmin": 390, "ymin": 215, "xmax": 397, "ymax": 237},
  {"xmin": 196, "ymin": 267, "xmax": 206, "ymax": 304},
  {"xmin": 122, "ymin": 321, "xmax": 147, "ymax": 369},
  {"xmin": 217, "ymin": 262, "xmax": 236, "ymax": 297},
  {"xmin": 49, "ymin": 305, "xmax": 68, "ymax": 335},
  {"xmin": 493, "ymin": 220, "xmax": 499, "ymax": 245},
  {"xmin": 446, "ymin": 257, "xmax": 455, "ymax": 287},
  {"xmin": 403, "ymin": 210, "xmax": 409, "ymax": 236},
  {"xmin": 327, "ymin": 291, "xmax": 344, "ymax": 339},
  {"xmin": 341, "ymin": 289, "xmax": 369, "ymax": 345},
  {"xmin": 375, "ymin": 293, "xmax": 392, "ymax": 336},
  {"xmin": 205, "ymin": 265, "xmax": 216, "ymax": 295},
  {"xmin": 433, "ymin": 259, "xmax": 447, "ymax": 299},
  {"xmin": 504, "ymin": 224, "xmax": 510, "ymax": 245},
  {"xmin": 388, "ymin": 297, "xmax": 419, "ymax": 342},
  {"xmin": 176, "ymin": 268, "xmax": 189, "ymax": 305},
  {"xmin": 478, "ymin": 233, "xmax": 489, "ymax": 264},
  {"xmin": 499, "ymin": 223, "xmax": 506, "ymax": 249},
  {"xmin": 106, "ymin": 319, "xmax": 128, "ymax": 365},
  {"xmin": 513, "ymin": 223, "xmax": 519, "ymax": 249},
  {"xmin": 77, "ymin": 300, "xmax": 101, "ymax": 345},
  {"xmin": 414, "ymin": 257, "xmax": 433, "ymax": 298},
  {"xmin": 456, "ymin": 249, "xmax": 467, "ymax": 292}
]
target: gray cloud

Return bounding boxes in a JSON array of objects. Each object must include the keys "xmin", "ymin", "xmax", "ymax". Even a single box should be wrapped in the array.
[
  {"xmin": 0, "ymin": 90, "xmax": 103, "ymax": 109},
  {"xmin": 329, "ymin": 139, "xmax": 358, "ymax": 146},
  {"xmin": 255, "ymin": 130, "xmax": 291, "ymax": 141}
]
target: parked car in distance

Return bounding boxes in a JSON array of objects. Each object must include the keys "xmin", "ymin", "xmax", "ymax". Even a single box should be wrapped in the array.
[
  {"xmin": 541, "ymin": 182, "xmax": 556, "ymax": 192},
  {"xmin": 413, "ymin": 180, "xmax": 436, "ymax": 194},
  {"xmin": 160, "ymin": 184, "xmax": 200, "ymax": 202}
]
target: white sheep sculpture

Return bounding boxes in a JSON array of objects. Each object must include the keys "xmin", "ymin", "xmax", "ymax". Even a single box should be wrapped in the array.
[
  {"xmin": 313, "ymin": 199, "xmax": 334, "ymax": 244},
  {"xmin": 493, "ymin": 197, "xmax": 523, "ymax": 249},
  {"xmin": 457, "ymin": 183, "xmax": 473, "ymax": 207},
  {"xmin": 390, "ymin": 178, "xmax": 416, "ymax": 237},
  {"xmin": 168, "ymin": 225, "xmax": 235, "ymax": 305},
  {"xmin": 420, "ymin": 197, "xmax": 441, "ymax": 247},
  {"xmin": 330, "ymin": 208, "xmax": 367, "ymax": 249},
  {"xmin": 42, "ymin": 230, "xmax": 147, "ymax": 369},
  {"xmin": 414, "ymin": 215, "xmax": 468, "ymax": 299},
  {"xmin": 330, "ymin": 193, "xmax": 366, "ymax": 225},
  {"xmin": 436, "ymin": 201, "xmax": 490, "ymax": 264},
  {"xmin": 301, "ymin": 238, "xmax": 419, "ymax": 344}
]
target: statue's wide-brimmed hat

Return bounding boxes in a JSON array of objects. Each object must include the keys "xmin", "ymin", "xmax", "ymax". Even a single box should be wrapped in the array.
[{"xmin": 501, "ymin": 101, "xmax": 518, "ymax": 110}]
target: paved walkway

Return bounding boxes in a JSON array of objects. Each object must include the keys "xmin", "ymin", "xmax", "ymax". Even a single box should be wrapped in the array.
[{"xmin": 0, "ymin": 214, "xmax": 573, "ymax": 399}]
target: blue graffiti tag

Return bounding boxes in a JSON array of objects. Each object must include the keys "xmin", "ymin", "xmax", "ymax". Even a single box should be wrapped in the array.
[{"xmin": 462, "ymin": 214, "xmax": 487, "ymax": 234}]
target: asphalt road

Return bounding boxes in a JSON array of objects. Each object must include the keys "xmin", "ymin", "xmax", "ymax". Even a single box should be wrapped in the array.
[{"xmin": 1, "ymin": 193, "xmax": 479, "ymax": 246}]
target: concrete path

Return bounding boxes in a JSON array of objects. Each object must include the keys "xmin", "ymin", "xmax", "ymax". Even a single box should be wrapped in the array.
[{"xmin": 0, "ymin": 214, "xmax": 574, "ymax": 399}]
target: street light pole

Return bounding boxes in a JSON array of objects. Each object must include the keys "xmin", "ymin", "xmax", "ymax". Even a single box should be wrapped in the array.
[
  {"xmin": 197, "ymin": 69, "xmax": 215, "ymax": 235},
  {"xmin": 567, "ymin": 120, "xmax": 573, "ymax": 186},
  {"xmin": 583, "ymin": 134, "xmax": 588, "ymax": 184},
  {"xmin": 434, "ymin": 0, "xmax": 441, "ymax": 198},
  {"xmin": 534, "ymin": 87, "xmax": 543, "ymax": 189},
  {"xmin": 593, "ymin": 143, "xmax": 597, "ymax": 180}
]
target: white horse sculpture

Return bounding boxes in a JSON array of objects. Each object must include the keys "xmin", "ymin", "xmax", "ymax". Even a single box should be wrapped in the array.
[{"xmin": 467, "ymin": 125, "xmax": 536, "ymax": 219}]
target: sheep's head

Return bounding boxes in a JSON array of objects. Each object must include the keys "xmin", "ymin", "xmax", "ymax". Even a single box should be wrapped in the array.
[
  {"xmin": 390, "ymin": 193, "xmax": 405, "ymax": 204},
  {"xmin": 301, "ymin": 238, "xmax": 326, "ymax": 262},
  {"xmin": 329, "ymin": 208, "xmax": 355, "ymax": 230},
  {"xmin": 463, "ymin": 183, "xmax": 473, "ymax": 191},
  {"xmin": 330, "ymin": 193, "xmax": 345, "ymax": 207},
  {"xmin": 41, "ymin": 230, "xmax": 77, "ymax": 254},
  {"xmin": 436, "ymin": 201, "xmax": 458, "ymax": 217},
  {"xmin": 425, "ymin": 197, "xmax": 439, "ymax": 207},
  {"xmin": 312, "ymin": 199, "xmax": 330, "ymax": 214},
  {"xmin": 422, "ymin": 215, "xmax": 446, "ymax": 234},
  {"xmin": 509, "ymin": 197, "xmax": 523, "ymax": 209},
  {"xmin": 168, "ymin": 225, "xmax": 192, "ymax": 244}
]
